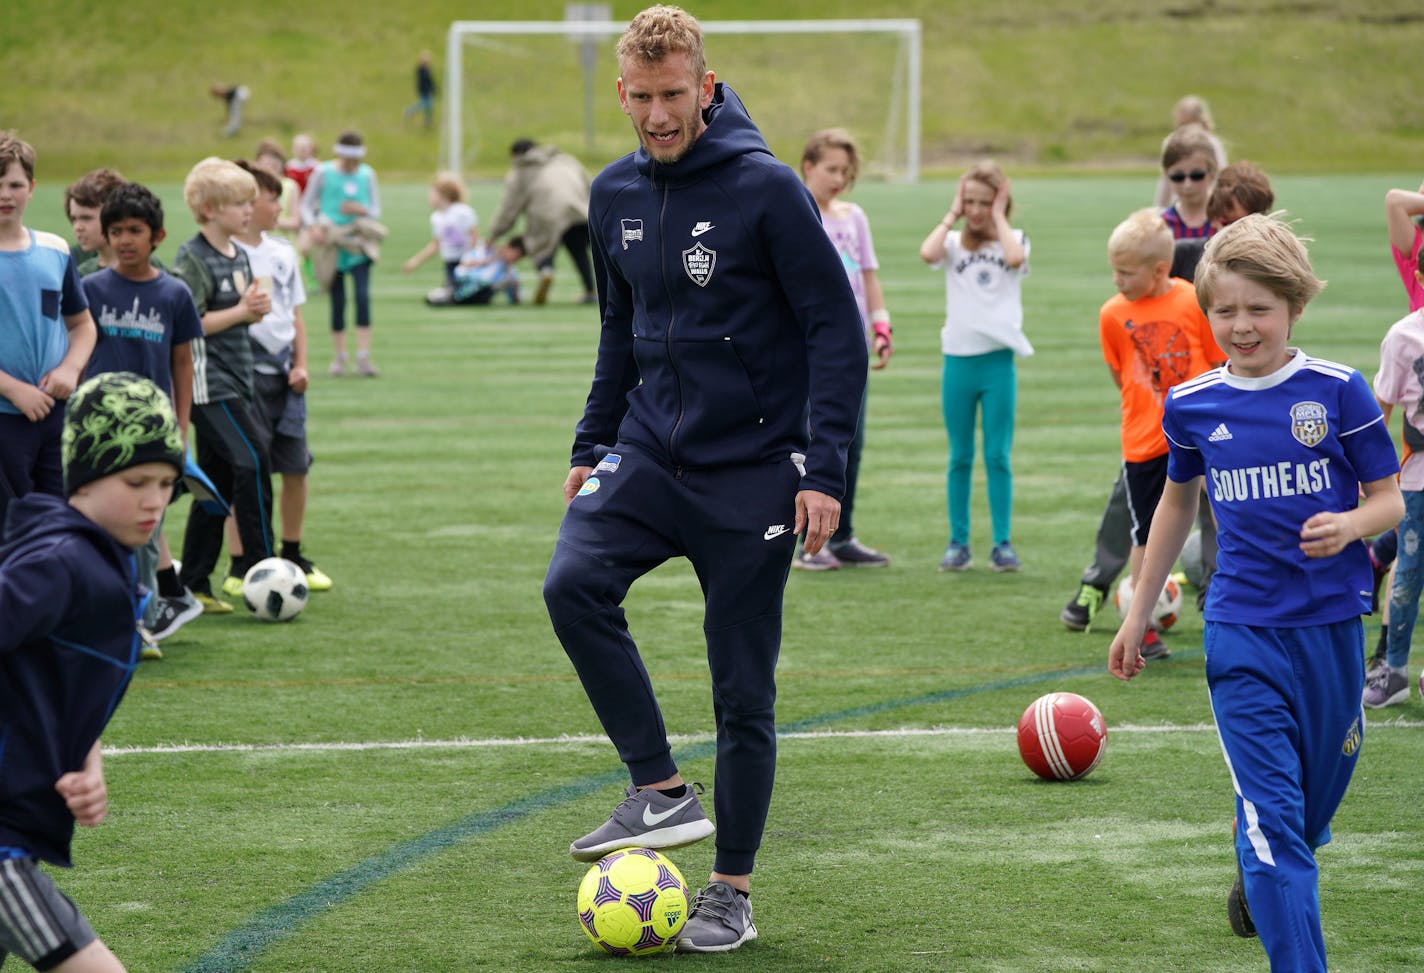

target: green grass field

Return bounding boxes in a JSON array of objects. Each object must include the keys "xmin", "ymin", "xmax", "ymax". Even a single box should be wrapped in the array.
[{"xmin": 19, "ymin": 173, "xmax": 1424, "ymax": 972}]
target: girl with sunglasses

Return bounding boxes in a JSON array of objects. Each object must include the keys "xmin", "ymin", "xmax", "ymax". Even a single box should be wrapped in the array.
[{"xmin": 1159, "ymin": 125, "xmax": 1220, "ymax": 240}]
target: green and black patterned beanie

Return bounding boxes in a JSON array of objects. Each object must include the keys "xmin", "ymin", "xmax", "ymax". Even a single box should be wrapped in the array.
[{"xmin": 63, "ymin": 372, "xmax": 185, "ymax": 495}]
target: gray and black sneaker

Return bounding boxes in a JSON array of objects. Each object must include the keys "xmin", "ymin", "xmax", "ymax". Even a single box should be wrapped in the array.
[
  {"xmin": 1362, "ymin": 666, "xmax": 1410, "ymax": 708},
  {"xmin": 828, "ymin": 537, "xmax": 890, "ymax": 567},
  {"xmin": 569, "ymin": 783, "xmax": 714, "ymax": 862},
  {"xmin": 676, "ymin": 881, "xmax": 758, "ymax": 953},
  {"xmin": 150, "ymin": 589, "xmax": 203, "ymax": 642}
]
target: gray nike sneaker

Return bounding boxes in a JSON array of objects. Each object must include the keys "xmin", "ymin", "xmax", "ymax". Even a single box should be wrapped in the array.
[
  {"xmin": 569, "ymin": 783, "xmax": 714, "ymax": 862},
  {"xmin": 676, "ymin": 881, "xmax": 758, "ymax": 953}
]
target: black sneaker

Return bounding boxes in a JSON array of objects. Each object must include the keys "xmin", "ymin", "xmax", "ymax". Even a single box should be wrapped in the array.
[
  {"xmin": 827, "ymin": 537, "xmax": 890, "ymax": 567},
  {"xmin": 1061, "ymin": 583, "xmax": 1107, "ymax": 632},
  {"xmin": 150, "ymin": 589, "xmax": 204, "ymax": 641},
  {"xmin": 1228, "ymin": 856, "xmax": 1256, "ymax": 938}
]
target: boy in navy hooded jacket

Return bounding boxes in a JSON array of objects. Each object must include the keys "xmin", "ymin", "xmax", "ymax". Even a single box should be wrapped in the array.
[
  {"xmin": 543, "ymin": 5, "xmax": 867, "ymax": 954},
  {"xmin": 0, "ymin": 372, "xmax": 184, "ymax": 972}
]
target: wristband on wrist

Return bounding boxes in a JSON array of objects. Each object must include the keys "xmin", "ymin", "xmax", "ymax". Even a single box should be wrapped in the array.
[{"xmin": 871, "ymin": 309, "xmax": 892, "ymax": 342}]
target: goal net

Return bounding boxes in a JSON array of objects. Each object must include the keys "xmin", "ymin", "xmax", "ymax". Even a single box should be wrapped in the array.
[{"xmin": 443, "ymin": 19, "xmax": 921, "ymax": 183}]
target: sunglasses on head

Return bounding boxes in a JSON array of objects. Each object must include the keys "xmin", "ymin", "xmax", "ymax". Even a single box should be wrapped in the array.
[{"xmin": 1169, "ymin": 169, "xmax": 1209, "ymax": 183}]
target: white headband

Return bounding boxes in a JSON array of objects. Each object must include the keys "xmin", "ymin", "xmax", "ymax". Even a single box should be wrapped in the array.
[{"xmin": 333, "ymin": 143, "xmax": 366, "ymax": 160}]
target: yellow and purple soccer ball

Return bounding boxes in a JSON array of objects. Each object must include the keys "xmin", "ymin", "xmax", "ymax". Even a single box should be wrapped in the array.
[{"xmin": 576, "ymin": 848, "xmax": 689, "ymax": 956}]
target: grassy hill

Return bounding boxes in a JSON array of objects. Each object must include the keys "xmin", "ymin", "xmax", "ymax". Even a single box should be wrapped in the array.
[{"xmin": 5, "ymin": 0, "xmax": 1424, "ymax": 182}]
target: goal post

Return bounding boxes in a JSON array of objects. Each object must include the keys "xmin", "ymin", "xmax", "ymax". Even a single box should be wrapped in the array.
[{"xmin": 444, "ymin": 19, "xmax": 921, "ymax": 183}]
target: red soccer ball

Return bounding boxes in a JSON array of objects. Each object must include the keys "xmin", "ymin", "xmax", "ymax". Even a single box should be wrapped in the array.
[{"xmin": 1017, "ymin": 692, "xmax": 1108, "ymax": 781}]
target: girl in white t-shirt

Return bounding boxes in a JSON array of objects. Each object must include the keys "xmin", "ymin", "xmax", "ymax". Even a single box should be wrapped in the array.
[
  {"xmin": 402, "ymin": 172, "xmax": 480, "ymax": 291},
  {"xmin": 792, "ymin": 128, "xmax": 894, "ymax": 572},
  {"xmin": 918, "ymin": 161, "xmax": 1031, "ymax": 573}
]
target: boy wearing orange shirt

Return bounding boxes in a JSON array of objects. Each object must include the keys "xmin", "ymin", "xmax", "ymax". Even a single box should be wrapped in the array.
[{"xmin": 1100, "ymin": 208, "xmax": 1220, "ymax": 659}]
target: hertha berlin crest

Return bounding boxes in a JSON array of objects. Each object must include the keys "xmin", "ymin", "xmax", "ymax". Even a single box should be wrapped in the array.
[
  {"xmin": 1290, "ymin": 401, "xmax": 1328, "ymax": 447},
  {"xmin": 682, "ymin": 242, "xmax": 716, "ymax": 287}
]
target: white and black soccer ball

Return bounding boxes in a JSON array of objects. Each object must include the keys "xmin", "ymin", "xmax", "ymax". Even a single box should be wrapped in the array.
[{"xmin": 242, "ymin": 557, "xmax": 309, "ymax": 622}]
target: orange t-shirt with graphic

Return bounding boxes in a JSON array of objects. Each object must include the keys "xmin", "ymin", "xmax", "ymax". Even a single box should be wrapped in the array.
[{"xmin": 1099, "ymin": 278, "xmax": 1220, "ymax": 462}]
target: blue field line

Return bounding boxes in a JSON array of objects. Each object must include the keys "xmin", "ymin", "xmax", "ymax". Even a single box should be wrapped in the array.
[{"xmin": 180, "ymin": 655, "xmax": 1197, "ymax": 971}]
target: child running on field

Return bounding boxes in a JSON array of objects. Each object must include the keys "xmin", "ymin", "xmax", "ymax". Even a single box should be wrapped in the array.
[
  {"xmin": 1110, "ymin": 213, "xmax": 1403, "ymax": 972},
  {"xmin": 918, "ymin": 161, "xmax": 1031, "ymax": 572},
  {"xmin": 792, "ymin": 127, "xmax": 893, "ymax": 571},
  {"xmin": 0, "ymin": 372, "xmax": 185, "ymax": 973}
]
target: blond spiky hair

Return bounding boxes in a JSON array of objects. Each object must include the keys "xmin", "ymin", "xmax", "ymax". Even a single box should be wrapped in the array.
[{"xmin": 1108, "ymin": 208, "xmax": 1174, "ymax": 266}]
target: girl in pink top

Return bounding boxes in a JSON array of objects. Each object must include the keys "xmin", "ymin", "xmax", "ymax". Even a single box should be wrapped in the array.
[{"xmin": 793, "ymin": 128, "xmax": 892, "ymax": 571}]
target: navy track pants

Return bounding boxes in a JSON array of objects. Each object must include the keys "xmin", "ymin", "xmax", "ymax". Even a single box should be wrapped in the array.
[{"xmin": 543, "ymin": 444, "xmax": 802, "ymax": 876}]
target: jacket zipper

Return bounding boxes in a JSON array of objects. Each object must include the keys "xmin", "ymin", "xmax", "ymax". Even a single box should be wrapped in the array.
[{"xmin": 657, "ymin": 175, "xmax": 685, "ymax": 468}]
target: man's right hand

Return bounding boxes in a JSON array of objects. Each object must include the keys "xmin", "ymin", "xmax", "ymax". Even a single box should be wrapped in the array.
[{"xmin": 563, "ymin": 466, "xmax": 594, "ymax": 504}]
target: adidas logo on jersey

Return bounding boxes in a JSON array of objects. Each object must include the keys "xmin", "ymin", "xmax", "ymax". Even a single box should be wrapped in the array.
[{"xmin": 1208, "ymin": 423, "xmax": 1233, "ymax": 442}]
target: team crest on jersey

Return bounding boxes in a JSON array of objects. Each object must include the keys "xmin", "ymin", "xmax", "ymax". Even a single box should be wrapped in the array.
[
  {"xmin": 594, "ymin": 452, "xmax": 621, "ymax": 474},
  {"xmin": 1289, "ymin": 401, "xmax": 1328, "ymax": 447},
  {"xmin": 621, "ymin": 219, "xmax": 644, "ymax": 251},
  {"xmin": 1341, "ymin": 715, "xmax": 1361, "ymax": 756},
  {"xmin": 683, "ymin": 242, "xmax": 716, "ymax": 286}
]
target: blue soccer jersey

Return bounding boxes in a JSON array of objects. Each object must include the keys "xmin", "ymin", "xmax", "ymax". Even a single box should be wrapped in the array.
[{"xmin": 1164, "ymin": 350, "xmax": 1399, "ymax": 626}]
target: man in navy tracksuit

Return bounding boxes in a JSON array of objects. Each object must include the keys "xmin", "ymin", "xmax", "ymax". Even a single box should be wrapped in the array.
[
  {"xmin": 0, "ymin": 372, "xmax": 185, "ymax": 971},
  {"xmin": 542, "ymin": 5, "xmax": 867, "ymax": 954}
]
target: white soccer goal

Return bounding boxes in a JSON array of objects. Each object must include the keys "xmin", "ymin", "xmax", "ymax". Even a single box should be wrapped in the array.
[{"xmin": 443, "ymin": 19, "xmax": 921, "ymax": 183}]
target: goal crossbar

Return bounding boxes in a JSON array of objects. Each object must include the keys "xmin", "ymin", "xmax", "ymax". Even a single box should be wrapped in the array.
[{"xmin": 444, "ymin": 19, "xmax": 921, "ymax": 182}]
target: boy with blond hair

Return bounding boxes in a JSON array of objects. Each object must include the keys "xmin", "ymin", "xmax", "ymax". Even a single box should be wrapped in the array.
[
  {"xmin": 1111, "ymin": 213, "xmax": 1403, "ymax": 972},
  {"xmin": 1099, "ymin": 208, "xmax": 1220, "ymax": 659},
  {"xmin": 170, "ymin": 157, "xmax": 275, "ymax": 611},
  {"xmin": 0, "ymin": 131, "xmax": 98, "ymax": 533}
]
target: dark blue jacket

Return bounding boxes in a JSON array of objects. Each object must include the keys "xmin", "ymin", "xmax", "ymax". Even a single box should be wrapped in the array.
[
  {"xmin": 0, "ymin": 494, "xmax": 140, "ymax": 867},
  {"xmin": 578, "ymin": 83, "xmax": 868, "ymax": 499}
]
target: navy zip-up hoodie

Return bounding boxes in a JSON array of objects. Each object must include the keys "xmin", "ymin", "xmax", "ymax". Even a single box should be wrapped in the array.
[
  {"xmin": 577, "ymin": 83, "xmax": 868, "ymax": 499},
  {"xmin": 0, "ymin": 493, "xmax": 141, "ymax": 867}
]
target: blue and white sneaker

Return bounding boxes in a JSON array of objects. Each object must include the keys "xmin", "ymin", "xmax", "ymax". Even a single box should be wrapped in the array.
[
  {"xmin": 676, "ymin": 881, "xmax": 758, "ymax": 953},
  {"xmin": 938, "ymin": 542, "xmax": 971, "ymax": 572},
  {"xmin": 569, "ymin": 783, "xmax": 714, "ymax": 862},
  {"xmin": 989, "ymin": 542, "xmax": 1021, "ymax": 572}
]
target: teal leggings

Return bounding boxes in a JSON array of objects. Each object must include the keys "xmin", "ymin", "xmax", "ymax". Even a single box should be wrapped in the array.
[{"xmin": 941, "ymin": 349, "xmax": 1016, "ymax": 546}]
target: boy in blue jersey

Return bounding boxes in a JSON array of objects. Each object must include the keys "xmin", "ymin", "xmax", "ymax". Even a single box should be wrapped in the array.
[
  {"xmin": 0, "ymin": 132, "xmax": 99, "ymax": 535},
  {"xmin": 1110, "ymin": 214, "xmax": 1404, "ymax": 973},
  {"xmin": 0, "ymin": 372, "xmax": 185, "ymax": 973},
  {"xmin": 542, "ymin": 5, "xmax": 867, "ymax": 954},
  {"xmin": 83, "ymin": 182, "xmax": 206, "ymax": 646}
]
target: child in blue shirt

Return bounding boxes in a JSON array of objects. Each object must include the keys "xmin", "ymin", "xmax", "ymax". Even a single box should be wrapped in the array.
[
  {"xmin": 83, "ymin": 182, "xmax": 206, "ymax": 646},
  {"xmin": 0, "ymin": 131, "xmax": 98, "ymax": 533},
  {"xmin": 1110, "ymin": 214, "xmax": 1403, "ymax": 972}
]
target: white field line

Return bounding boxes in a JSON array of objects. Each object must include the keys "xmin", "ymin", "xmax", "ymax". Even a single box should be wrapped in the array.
[{"xmin": 104, "ymin": 720, "xmax": 1424, "ymax": 757}]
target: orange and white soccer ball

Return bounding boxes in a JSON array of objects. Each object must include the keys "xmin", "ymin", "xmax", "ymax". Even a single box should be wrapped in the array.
[{"xmin": 1114, "ymin": 575, "xmax": 1183, "ymax": 631}]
